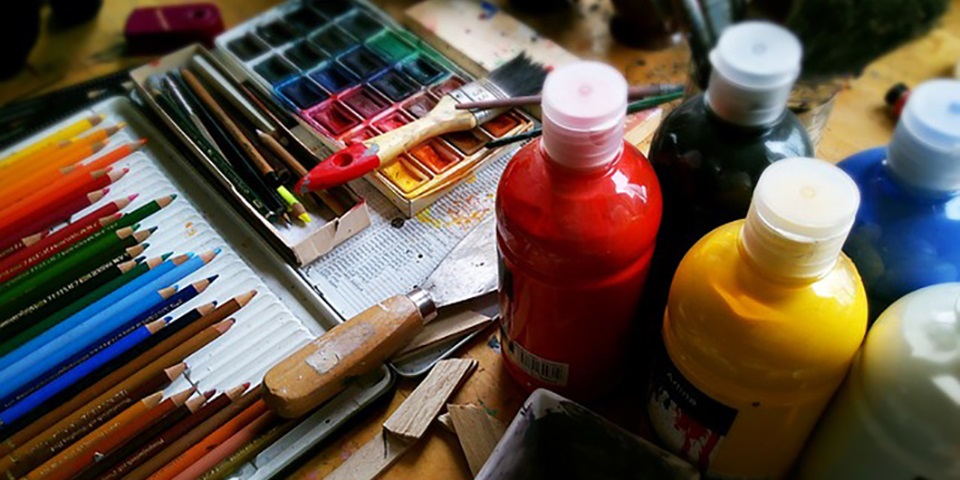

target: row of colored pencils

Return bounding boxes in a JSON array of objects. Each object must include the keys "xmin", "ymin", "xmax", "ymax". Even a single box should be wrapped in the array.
[{"xmin": 0, "ymin": 119, "xmax": 294, "ymax": 479}]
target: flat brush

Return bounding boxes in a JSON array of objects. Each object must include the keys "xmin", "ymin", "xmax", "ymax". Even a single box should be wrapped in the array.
[
  {"xmin": 454, "ymin": 83, "xmax": 685, "ymax": 110},
  {"xmin": 296, "ymin": 54, "xmax": 548, "ymax": 193}
]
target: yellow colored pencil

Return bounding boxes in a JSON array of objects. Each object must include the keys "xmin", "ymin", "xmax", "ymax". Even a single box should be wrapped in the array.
[
  {"xmin": 0, "ymin": 114, "xmax": 104, "ymax": 166},
  {"xmin": 0, "ymin": 140, "xmax": 108, "ymax": 197}
]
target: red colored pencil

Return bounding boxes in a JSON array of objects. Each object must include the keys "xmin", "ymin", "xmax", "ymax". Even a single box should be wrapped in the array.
[
  {"xmin": 0, "ymin": 196, "xmax": 133, "ymax": 276},
  {"xmin": 0, "ymin": 167, "xmax": 124, "ymax": 231},
  {"xmin": 0, "ymin": 185, "xmax": 114, "ymax": 243},
  {"xmin": 0, "ymin": 230, "xmax": 49, "ymax": 261}
]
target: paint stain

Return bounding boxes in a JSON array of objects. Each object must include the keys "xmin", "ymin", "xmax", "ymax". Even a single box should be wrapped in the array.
[
  {"xmin": 487, "ymin": 335, "xmax": 501, "ymax": 352},
  {"xmin": 480, "ymin": 1, "xmax": 499, "ymax": 19},
  {"xmin": 416, "ymin": 209, "xmax": 443, "ymax": 228},
  {"xmin": 185, "ymin": 221, "xmax": 197, "ymax": 237},
  {"xmin": 478, "ymin": 398, "xmax": 499, "ymax": 417}
]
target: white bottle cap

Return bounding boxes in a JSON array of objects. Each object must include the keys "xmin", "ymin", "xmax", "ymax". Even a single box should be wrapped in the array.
[
  {"xmin": 741, "ymin": 158, "xmax": 860, "ymax": 280},
  {"xmin": 541, "ymin": 61, "xmax": 627, "ymax": 169},
  {"xmin": 887, "ymin": 79, "xmax": 960, "ymax": 192},
  {"xmin": 706, "ymin": 21, "xmax": 802, "ymax": 127}
]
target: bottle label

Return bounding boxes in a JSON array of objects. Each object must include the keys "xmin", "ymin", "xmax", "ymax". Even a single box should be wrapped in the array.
[
  {"xmin": 501, "ymin": 323, "xmax": 570, "ymax": 386},
  {"xmin": 648, "ymin": 347, "xmax": 738, "ymax": 471}
]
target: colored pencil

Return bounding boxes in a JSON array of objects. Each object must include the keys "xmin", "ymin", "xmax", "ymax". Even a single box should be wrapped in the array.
[
  {"xmin": 150, "ymin": 398, "xmax": 269, "ymax": 480},
  {"xmin": 172, "ymin": 410, "xmax": 277, "ymax": 480},
  {"xmin": 0, "ymin": 318, "xmax": 233, "ymax": 470},
  {"xmin": 0, "ymin": 167, "xmax": 118, "ymax": 223},
  {"xmin": 1, "ymin": 136, "xmax": 109, "ymax": 179},
  {"xmin": 0, "ymin": 224, "xmax": 149, "ymax": 295},
  {"xmin": 0, "ymin": 320, "xmax": 167, "ymax": 426},
  {"xmin": 0, "ymin": 295, "xmax": 242, "ymax": 457},
  {"xmin": 1, "ymin": 141, "xmax": 140, "ymax": 209},
  {"xmin": 0, "ymin": 187, "xmax": 110, "ymax": 249},
  {"xmin": 24, "ymin": 391, "xmax": 165, "ymax": 480},
  {"xmin": 0, "ymin": 230, "xmax": 148, "ymax": 325},
  {"xmin": 0, "ymin": 167, "xmax": 124, "ymax": 240},
  {"xmin": 0, "ymin": 140, "xmax": 71, "ymax": 173},
  {"xmin": 101, "ymin": 385, "xmax": 246, "ymax": 480},
  {"xmin": 38, "ymin": 388, "xmax": 197, "ymax": 480},
  {"xmin": 0, "ymin": 123, "xmax": 126, "ymax": 205},
  {"xmin": 0, "ymin": 212, "xmax": 123, "ymax": 282},
  {"xmin": 0, "ymin": 364, "xmax": 186, "ymax": 475},
  {"xmin": 109, "ymin": 194, "xmax": 177, "ymax": 232},
  {"xmin": 0, "ymin": 258, "xmax": 140, "ymax": 362},
  {"xmin": 133, "ymin": 387, "xmax": 262, "ymax": 480},
  {"xmin": 0, "ymin": 140, "xmax": 108, "ymax": 198},
  {"xmin": 0, "ymin": 230, "xmax": 48, "ymax": 261},
  {"xmin": 86, "ymin": 390, "xmax": 217, "ymax": 480},
  {"xmin": 0, "ymin": 254, "xmax": 186, "ymax": 373},
  {"xmin": 196, "ymin": 413, "xmax": 295, "ymax": 480},
  {"xmin": 0, "ymin": 196, "xmax": 134, "ymax": 276},
  {"xmin": 0, "ymin": 115, "xmax": 103, "ymax": 166},
  {"xmin": 0, "ymin": 284, "xmax": 177, "ymax": 402},
  {"xmin": 0, "ymin": 255, "xmax": 168, "ymax": 358}
]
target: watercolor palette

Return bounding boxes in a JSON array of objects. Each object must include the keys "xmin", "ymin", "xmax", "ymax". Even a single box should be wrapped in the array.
[{"xmin": 214, "ymin": 0, "xmax": 533, "ymax": 215}]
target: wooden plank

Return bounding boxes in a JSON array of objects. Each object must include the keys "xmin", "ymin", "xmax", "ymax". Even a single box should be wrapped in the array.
[
  {"xmin": 383, "ymin": 358, "xmax": 477, "ymax": 439},
  {"xmin": 393, "ymin": 311, "xmax": 493, "ymax": 359},
  {"xmin": 447, "ymin": 404, "xmax": 507, "ymax": 476},
  {"xmin": 323, "ymin": 431, "xmax": 415, "ymax": 480}
]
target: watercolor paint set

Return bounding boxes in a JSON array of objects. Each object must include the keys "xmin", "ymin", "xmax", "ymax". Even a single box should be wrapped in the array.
[{"xmin": 213, "ymin": 0, "xmax": 535, "ymax": 215}]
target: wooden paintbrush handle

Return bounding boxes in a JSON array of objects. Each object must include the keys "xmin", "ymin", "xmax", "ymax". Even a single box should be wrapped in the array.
[
  {"xmin": 262, "ymin": 295, "xmax": 426, "ymax": 418},
  {"xmin": 296, "ymin": 96, "xmax": 477, "ymax": 193}
]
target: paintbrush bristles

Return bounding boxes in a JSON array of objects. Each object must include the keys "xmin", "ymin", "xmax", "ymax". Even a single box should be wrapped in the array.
[{"xmin": 485, "ymin": 54, "xmax": 548, "ymax": 98}]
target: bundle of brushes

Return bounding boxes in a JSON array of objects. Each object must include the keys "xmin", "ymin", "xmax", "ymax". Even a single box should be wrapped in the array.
[
  {"xmin": 146, "ymin": 58, "xmax": 353, "ymax": 227},
  {"xmin": 296, "ymin": 54, "xmax": 548, "ymax": 193}
]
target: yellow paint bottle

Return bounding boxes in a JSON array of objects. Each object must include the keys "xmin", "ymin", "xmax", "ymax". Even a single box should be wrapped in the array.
[{"xmin": 647, "ymin": 157, "xmax": 869, "ymax": 479}]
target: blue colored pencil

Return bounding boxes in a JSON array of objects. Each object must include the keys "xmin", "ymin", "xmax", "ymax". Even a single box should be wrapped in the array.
[
  {"xmin": 0, "ymin": 320, "xmax": 167, "ymax": 427},
  {"xmin": 0, "ymin": 276, "xmax": 217, "ymax": 409},
  {"xmin": 0, "ymin": 249, "xmax": 219, "ymax": 400},
  {"xmin": 0, "ymin": 254, "xmax": 187, "ymax": 371}
]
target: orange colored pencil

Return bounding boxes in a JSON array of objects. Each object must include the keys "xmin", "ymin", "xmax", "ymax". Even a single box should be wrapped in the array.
[
  {"xmin": 0, "ymin": 139, "xmax": 108, "ymax": 188},
  {"xmin": 58, "ymin": 388, "xmax": 197, "ymax": 479},
  {"xmin": 0, "ymin": 167, "xmax": 120, "ymax": 223},
  {"xmin": 147, "ymin": 399, "xmax": 269, "ymax": 480},
  {"xmin": 0, "ymin": 139, "xmax": 143, "ymax": 205},
  {"xmin": 170, "ymin": 410, "xmax": 277, "ymax": 480},
  {"xmin": 24, "ymin": 392, "xmax": 165, "ymax": 480},
  {"xmin": 1, "ymin": 122, "xmax": 125, "ymax": 175},
  {"xmin": 0, "ymin": 186, "xmax": 113, "ymax": 244},
  {"xmin": 0, "ymin": 363, "xmax": 187, "ymax": 477}
]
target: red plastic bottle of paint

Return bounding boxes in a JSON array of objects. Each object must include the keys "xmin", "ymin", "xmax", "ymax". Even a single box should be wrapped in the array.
[{"xmin": 496, "ymin": 62, "xmax": 662, "ymax": 400}]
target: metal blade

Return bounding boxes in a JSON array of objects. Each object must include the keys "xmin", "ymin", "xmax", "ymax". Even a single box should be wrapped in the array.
[{"xmin": 420, "ymin": 213, "xmax": 498, "ymax": 308}]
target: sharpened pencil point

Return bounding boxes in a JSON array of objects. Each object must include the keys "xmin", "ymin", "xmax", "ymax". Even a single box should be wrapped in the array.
[
  {"xmin": 199, "ymin": 249, "xmax": 219, "ymax": 263},
  {"xmin": 128, "ymin": 193, "xmax": 140, "ymax": 201},
  {"xmin": 167, "ymin": 362, "xmax": 188, "ymax": 379},
  {"xmin": 236, "ymin": 290, "xmax": 258, "ymax": 307},
  {"xmin": 171, "ymin": 254, "xmax": 191, "ymax": 265},
  {"xmin": 203, "ymin": 389, "xmax": 216, "ymax": 399},
  {"xmin": 215, "ymin": 318, "xmax": 236, "ymax": 333},
  {"xmin": 156, "ymin": 195, "xmax": 176, "ymax": 208},
  {"xmin": 89, "ymin": 114, "xmax": 105, "ymax": 126},
  {"xmin": 160, "ymin": 252, "xmax": 173, "ymax": 261},
  {"xmin": 298, "ymin": 212, "xmax": 312, "ymax": 224},
  {"xmin": 206, "ymin": 274, "xmax": 219, "ymax": 282}
]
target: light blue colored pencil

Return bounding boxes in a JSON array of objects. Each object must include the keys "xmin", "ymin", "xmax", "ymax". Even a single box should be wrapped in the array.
[
  {"xmin": 0, "ymin": 249, "xmax": 218, "ymax": 400},
  {"xmin": 0, "ymin": 253, "xmax": 187, "ymax": 371},
  {"xmin": 0, "ymin": 319, "xmax": 167, "ymax": 427}
]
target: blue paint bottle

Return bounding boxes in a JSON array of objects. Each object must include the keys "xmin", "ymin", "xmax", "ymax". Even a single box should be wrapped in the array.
[{"xmin": 840, "ymin": 79, "xmax": 960, "ymax": 320}]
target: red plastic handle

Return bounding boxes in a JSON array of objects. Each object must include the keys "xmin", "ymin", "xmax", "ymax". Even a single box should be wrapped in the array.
[{"xmin": 296, "ymin": 143, "xmax": 382, "ymax": 193}]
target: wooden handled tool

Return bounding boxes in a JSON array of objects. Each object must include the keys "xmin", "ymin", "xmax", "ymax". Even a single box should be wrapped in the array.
[{"xmin": 263, "ymin": 214, "xmax": 498, "ymax": 418}]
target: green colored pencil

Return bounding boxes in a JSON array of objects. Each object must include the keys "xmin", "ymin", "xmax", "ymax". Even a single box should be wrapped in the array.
[
  {"xmin": 0, "ymin": 254, "xmax": 169, "ymax": 356},
  {"xmin": 0, "ymin": 231, "xmax": 151, "ymax": 333},
  {"xmin": 112, "ymin": 195, "xmax": 177, "ymax": 230},
  {"xmin": 0, "ymin": 258, "xmax": 141, "ymax": 341}
]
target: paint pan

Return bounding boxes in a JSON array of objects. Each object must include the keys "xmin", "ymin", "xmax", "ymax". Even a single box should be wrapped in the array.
[
  {"xmin": 257, "ymin": 19, "xmax": 298, "ymax": 47},
  {"xmin": 366, "ymin": 30, "xmax": 417, "ymax": 62},
  {"xmin": 283, "ymin": 41, "xmax": 328, "ymax": 70},
  {"xmin": 341, "ymin": 85, "xmax": 391, "ymax": 118},
  {"xmin": 310, "ymin": 25, "xmax": 357, "ymax": 55},
  {"xmin": 443, "ymin": 129, "xmax": 492, "ymax": 156},
  {"xmin": 337, "ymin": 10, "xmax": 384, "ymax": 39},
  {"xmin": 278, "ymin": 76, "xmax": 330, "ymax": 110},
  {"xmin": 284, "ymin": 6, "xmax": 327, "ymax": 34},
  {"xmin": 309, "ymin": 61, "xmax": 360, "ymax": 92},
  {"xmin": 368, "ymin": 68, "xmax": 419, "ymax": 102},
  {"xmin": 400, "ymin": 55, "xmax": 448, "ymax": 86},
  {"xmin": 380, "ymin": 157, "xmax": 428, "ymax": 193},
  {"xmin": 409, "ymin": 140, "xmax": 462, "ymax": 174},
  {"xmin": 372, "ymin": 109, "xmax": 414, "ymax": 133},
  {"xmin": 227, "ymin": 33, "xmax": 269, "ymax": 61},
  {"xmin": 429, "ymin": 76, "xmax": 466, "ymax": 98},
  {"xmin": 342, "ymin": 126, "xmax": 378, "ymax": 145},
  {"xmin": 482, "ymin": 112, "xmax": 523, "ymax": 138},
  {"xmin": 338, "ymin": 46, "xmax": 388, "ymax": 79},
  {"xmin": 401, "ymin": 94, "xmax": 438, "ymax": 119},
  {"xmin": 307, "ymin": 0, "xmax": 353, "ymax": 18},
  {"xmin": 308, "ymin": 100, "xmax": 361, "ymax": 135},
  {"xmin": 254, "ymin": 55, "xmax": 298, "ymax": 85}
]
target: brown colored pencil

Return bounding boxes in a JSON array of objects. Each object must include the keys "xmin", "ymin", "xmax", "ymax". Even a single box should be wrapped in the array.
[
  {"xmin": 0, "ymin": 364, "xmax": 186, "ymax": 477},
  {"xmin": 150, "ymin": 399, "xmax": 269, "ymax": 480},
  {"xmin": 0, "ymin": 291, "xmax": 253, "ymax": 460},
  {"xmin": 173, "ymin": 410, "xmax": 277, "ymax": 480},
  {"xmin": 24, "ymin": 392, "xmax": 165, "ymax": 480},
  {"xmin": 101, "ymin": 385, "xmax": 246, "ymax": 480},
  {"xmin": 125, "ymin": 386, "xmax": 261, "ymax": 480}
]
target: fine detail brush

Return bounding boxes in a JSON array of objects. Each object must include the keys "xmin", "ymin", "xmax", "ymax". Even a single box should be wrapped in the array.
[
  {"xmin": 454, "ymin": 83, "xmax": 685, "ymax": 110},
  {"xmin": 296, "ymin": 54, "xmax": 548, "ymax": 193}
]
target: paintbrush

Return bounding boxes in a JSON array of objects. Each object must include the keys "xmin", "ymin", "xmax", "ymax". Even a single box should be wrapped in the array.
[
  {"xmin": 454, "ymin": 83, "xmax": 684, "ymax": 110},
  {"xmin": 296, "ymin": 54, "xmax": 548, "ymax": 193}
]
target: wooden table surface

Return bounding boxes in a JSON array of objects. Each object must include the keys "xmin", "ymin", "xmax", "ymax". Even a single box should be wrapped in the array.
[{"xmin": 1, "ymin": 1, "xmax": 958, "ymax": 479}]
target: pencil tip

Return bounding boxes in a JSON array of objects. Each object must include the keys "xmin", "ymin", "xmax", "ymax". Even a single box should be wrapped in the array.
[
  {"xmin": 128, "ymin": 193, "xmax": 140, "ymax": 201},
  {"xmin": 206, "ymin": 274, "xmax": 219, "ymax": 283},
  {"xmin": 204, "ymin": 389, "xmax": 216, "ymax": 399},
  {"xmin": 148, "ymin": 226, "xmax": 158, "ymax": 233},
  {"xmin": 236, "ymin": 290, "xmax": 258, "ymax": 306},
  {"xmin": 157, "ymin": 195, "xmax": 176, "ymax": 208},
  {"xmin": 199, "ymin": 249, "xmax": 219, "ymax": 263},
  {"xmin": 160, "ymin": 252, "xmax": 173, "ymax": 261}
]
